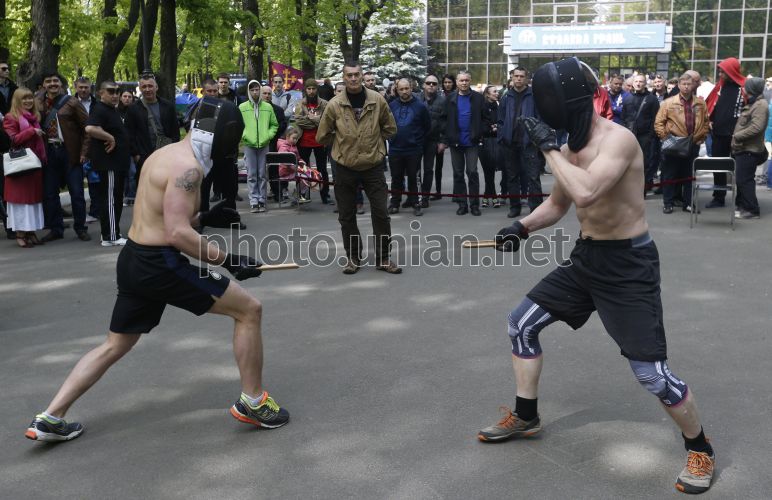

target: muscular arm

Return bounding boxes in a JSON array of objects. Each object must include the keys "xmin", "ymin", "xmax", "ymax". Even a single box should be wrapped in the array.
[
  {"xmin": 163, "ymin": 166, "xmax": 227, "ymax": 266},
  {"xmin": 519, "ymin": 180, "xmax": 572, "ymax": 232},
  {"xmin": 543, "ymin": 134, "xmax": 633, "ymax": 208}
]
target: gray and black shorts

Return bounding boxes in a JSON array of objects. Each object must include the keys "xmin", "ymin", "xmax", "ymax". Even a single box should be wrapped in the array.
[{"xmin": 526, "ymin": 232, "xmax": 667, "ymax": 362}]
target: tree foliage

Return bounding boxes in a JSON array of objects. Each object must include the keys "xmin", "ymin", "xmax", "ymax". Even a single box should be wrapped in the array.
[
  {"xmin": 1, "ymin": 0, "xmax": 425, "ymax": 91},
  {"xmin": 318, "ymin": 0, "xmax": 423, "ymax": 80}
]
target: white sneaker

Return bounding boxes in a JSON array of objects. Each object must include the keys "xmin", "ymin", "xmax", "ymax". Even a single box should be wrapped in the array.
[
  {"xmin": 85, "ymin": 215, "xmax": 98, "ymax": 223},
  {"xmin": 101, "ymin": 237, "xmax": 127, "ymax": 247}
]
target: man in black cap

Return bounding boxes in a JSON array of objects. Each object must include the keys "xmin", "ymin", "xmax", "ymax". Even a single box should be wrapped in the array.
[
  {"xmin": 478, "ymin": 57, "xmax": 714, "ymax": 495},
  {"xmin": 25, "ymin": 98, "xmax": 289, "ymax": 443}
]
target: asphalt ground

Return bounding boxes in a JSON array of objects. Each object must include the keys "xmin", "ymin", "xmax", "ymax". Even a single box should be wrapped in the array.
[{"xmin": 1, "ymin": 163, "xmax": 771, "ymax": 499}]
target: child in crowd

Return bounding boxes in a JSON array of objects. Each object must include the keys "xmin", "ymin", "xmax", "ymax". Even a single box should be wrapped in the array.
[{"xmin": 277, "ymin": 126, "xmax": 320, "ymax": 202}]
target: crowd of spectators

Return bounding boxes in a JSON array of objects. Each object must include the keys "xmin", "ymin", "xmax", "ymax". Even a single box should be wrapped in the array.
[{"xmin": 2, "ymin": 55, "xmax": 771, "ymax": 253}]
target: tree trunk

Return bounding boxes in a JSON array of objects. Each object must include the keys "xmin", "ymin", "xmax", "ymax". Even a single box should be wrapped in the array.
[
  {"xmin": 136, "ymin": 0, "xmax": 160, "ymax": 75},
  {"xmin": 243, "ymin": 0, "xmax": 265, "ymax": 81},
  {"xmin": 17, "ymin": 0, "xmax": 59, "ymax": 89},
  {"xmin": 337, "ymin": 0, "xmax": 386, "ymax": 63},
  {"xmin": 157, "ymin": 0, "xmax": 177, "ymax": 100},
  {"xmin": 295, "ymin": 0, "xmax": 319, "ymax": 78},
  {"xmin": 97, "ymin": 0, "xmax": 140, "ymax": 85},
  {"xmin": 0, "ymin": 0, "xmax": 9, "ymax": 63}
]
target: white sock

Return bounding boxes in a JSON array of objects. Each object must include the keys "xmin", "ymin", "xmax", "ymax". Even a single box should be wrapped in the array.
[{"xmin": 242, "ymin": 391, "xmax": 266, "ymax": 408}]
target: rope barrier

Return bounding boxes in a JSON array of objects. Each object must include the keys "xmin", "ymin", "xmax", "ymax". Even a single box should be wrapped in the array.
[{"xmin": 270, "ymin": 173, "xmax": 698, "ymax": 200}]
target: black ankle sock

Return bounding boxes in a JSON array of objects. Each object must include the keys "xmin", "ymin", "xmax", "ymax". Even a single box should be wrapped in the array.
[
  {"xmin": 515, "ymin": 396, "xmax": 538, "ymax": 421},
  {"xmin": 683, "ymin": 428, "xmax": 713, "ymax": 454}
]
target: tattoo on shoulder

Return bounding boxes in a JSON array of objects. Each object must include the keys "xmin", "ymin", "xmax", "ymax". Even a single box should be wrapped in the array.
[{"xmin": 174, "ymin": 168, "xmax": 201, "ymax": 192}]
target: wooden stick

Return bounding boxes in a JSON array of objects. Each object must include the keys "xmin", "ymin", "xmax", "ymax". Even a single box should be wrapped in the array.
[
  {"xmin": 259, "ymin": 263, "xmax": 300, "ymax": 271},
  {"xmin": 462, "ymin": 240, "xmax": 497, "ymax": 248}
]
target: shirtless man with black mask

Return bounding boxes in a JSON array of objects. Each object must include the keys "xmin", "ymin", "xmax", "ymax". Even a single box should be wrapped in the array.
[{"xmin": 477, "ymin": 58, "xmax": 715, "ymax": 495}]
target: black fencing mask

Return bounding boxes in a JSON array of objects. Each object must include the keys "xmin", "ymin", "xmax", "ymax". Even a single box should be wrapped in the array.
[
  {"xmin": 190, "ymin": 97, "xmax": 244, "ymax": 175},
  {"xmin": 532, "ymin": 57, "xmax": 598, "ymax": 152}
]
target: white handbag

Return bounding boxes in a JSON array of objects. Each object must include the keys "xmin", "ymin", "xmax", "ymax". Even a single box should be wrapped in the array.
[{"xmin": 3, "ymin": 148, "xmax": 42, "ymax": 176}]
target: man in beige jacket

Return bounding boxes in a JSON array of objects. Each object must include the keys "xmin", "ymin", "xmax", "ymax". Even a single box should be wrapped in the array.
[
  {"xmin": 316, "ymin": 61, "xmax": 399, "ymax": 274},
  {"xmin": 654, "ymin": 73, "xmax": 710, "ymax": 214}
]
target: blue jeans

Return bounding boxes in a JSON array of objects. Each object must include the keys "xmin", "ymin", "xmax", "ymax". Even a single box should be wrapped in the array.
[
  {"xmin": 44, "ymin": 144, "xmax": 86, "ymax": 235},
  {"xmin": 766, "ymin": 159, "xmax": 772, "ymax": 189},
  {"xmin": 124, "ymin": 158, "xmax": 137, "ymax": 200},
  {"xmin": 244, "ymin": 145, "xmax": 268, "ymax": 205}
]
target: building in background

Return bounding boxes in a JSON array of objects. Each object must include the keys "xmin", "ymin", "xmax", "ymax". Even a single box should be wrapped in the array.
[{"xmin": 427, "ymin": 0, "xmax": 772, "ymax": 84}]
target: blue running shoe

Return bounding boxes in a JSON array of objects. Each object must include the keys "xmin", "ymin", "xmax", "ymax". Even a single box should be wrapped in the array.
[
  {"xmin": 25, "ymin": 414, "xmax": 84, "ymax": 442},
  {"xmin": 230, "ymin": 392, "xmax": 289, "ymax": 429}
]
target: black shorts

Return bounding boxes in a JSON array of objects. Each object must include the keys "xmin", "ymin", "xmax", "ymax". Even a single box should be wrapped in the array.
[
  {"xmin": 109, "ymin": 239, "xmax": 230, "ymax": 334},
  {"xmin": 526, "ymin": 232, "xmax": 667, "ymax": 362}
]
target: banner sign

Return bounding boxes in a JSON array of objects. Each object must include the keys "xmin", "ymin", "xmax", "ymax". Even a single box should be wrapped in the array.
[
  {"xmin": 503, "ymin": 23, "xmax": 670, "ymax": 54},
  {"xmin": 270, "ymin": 62, "xmax": 304, "ymax": 91}
]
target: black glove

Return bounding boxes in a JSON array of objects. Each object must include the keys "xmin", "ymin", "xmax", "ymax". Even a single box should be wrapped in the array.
[
  {"xmin": 495, "ymin": 221, "xmax": 529, "ymax": 252},
  {"xmin": 200, "ymin": 200, "xmax": 241, "ymax": 229},
  {"xmin": 221, "ymin": 253, "xmax": 262, "ymax": 280},
  {"xmin": 519, "ymin": 117, "xmax": 560, "ymax": 152}
]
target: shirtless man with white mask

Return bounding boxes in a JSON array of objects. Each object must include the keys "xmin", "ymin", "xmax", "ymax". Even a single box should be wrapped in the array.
[
  {"xmin": 478, "ymin": 58, "xmax": 715, "ymax": 495},
  {"xmin": 25, "ymin": 97, "xmax": 289, "ymax": 443}
]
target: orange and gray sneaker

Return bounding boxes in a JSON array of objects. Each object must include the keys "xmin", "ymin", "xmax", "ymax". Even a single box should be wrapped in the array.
[
  {"xmin": 477, "ymin": 406, "xmax": 541, "ymax": 442},
  {"xmin": 675, "ymin": 449, "xmax": 715, "ymax": 494},
  {"xmin": 25, "ymin": 414, "xmax": 83, "ymax": 442},
  {"xmin": 230, "ymin": 391, "xmax": 289, "ymax": 429}
]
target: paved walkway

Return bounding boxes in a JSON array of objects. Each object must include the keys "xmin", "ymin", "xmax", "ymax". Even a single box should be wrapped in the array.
[{"xmin": 2, "ymin": 171, "xmax": 771, "ymax": 499}]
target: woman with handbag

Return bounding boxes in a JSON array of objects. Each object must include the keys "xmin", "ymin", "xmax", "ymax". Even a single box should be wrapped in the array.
[{"xmin": 2, "ymin": 87, "xmax": 46, "ymax": 247}]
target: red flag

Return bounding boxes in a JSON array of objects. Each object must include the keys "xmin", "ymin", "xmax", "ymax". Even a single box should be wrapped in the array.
[{"xmin": 270, "ymin": 62, "xmax": 304, "ymax": 91}]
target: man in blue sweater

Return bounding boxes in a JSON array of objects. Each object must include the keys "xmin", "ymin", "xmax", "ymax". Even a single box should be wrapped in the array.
[
  {"xmin": 388, "ymin": 78, "xmax": 431, "ymax": 216},
  {"xmin": 444, "ymin": 71, "xmax": 485, "ymax": 216}
]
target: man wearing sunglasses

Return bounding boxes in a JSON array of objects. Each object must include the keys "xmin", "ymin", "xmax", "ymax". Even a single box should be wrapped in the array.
[
  {"xmin": 415, "ymin": 74, "xmax": 447, "ymax": 210},
  {"xmin": 0, "ymin": 61, "xmax": 17, "ymax": 115},
  {"xmin": 85, "ymin": 81, "xmax": 131, "ymax": 246}
]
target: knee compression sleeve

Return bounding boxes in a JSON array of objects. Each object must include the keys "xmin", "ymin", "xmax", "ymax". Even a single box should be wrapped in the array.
[
  {"xmin": 629, "ymin": 360, "xmax": 688, "ymax": 407},
  {"xmin": 508, "ymin": 299, "xmax": 555, "ymax": 358}
]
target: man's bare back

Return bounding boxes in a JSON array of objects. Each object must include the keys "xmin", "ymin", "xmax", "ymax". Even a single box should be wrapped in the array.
[
  {"xmin": 128, "ymin": 137, "xmax": 202, "ymax": 246},
  {"xmin": 523, "ymin": 117, "xmax": 648, "ymax": 240}
]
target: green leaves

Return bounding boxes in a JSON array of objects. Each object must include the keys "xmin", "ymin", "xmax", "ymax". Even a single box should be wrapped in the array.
[{"xmin": 3, "ymin": 0, "xmax": 425, "ymax": 89}]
